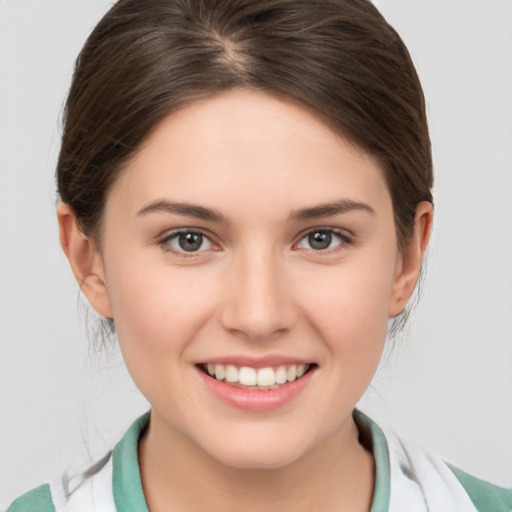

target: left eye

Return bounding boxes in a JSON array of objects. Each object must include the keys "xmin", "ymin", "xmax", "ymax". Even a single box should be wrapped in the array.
[
  {"xmin": 164, "ymin": 231, "xmax": 213, "ymax": 253},
  {"xmin": 297, "ymin": 230, "xmax": 345, "ymax": 251}
]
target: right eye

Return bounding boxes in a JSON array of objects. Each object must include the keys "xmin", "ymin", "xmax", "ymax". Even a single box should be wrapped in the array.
[{"xmin": 161, "ymin": 230, "xmax": 214, "ymax": 254}]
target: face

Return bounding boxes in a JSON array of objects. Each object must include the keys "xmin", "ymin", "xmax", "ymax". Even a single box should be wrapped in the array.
[{"xmin": 81, "ymin": 90, "xmax": 414, "ymax": 469}]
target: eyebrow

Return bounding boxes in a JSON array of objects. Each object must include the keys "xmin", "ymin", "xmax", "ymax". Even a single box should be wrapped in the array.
[
  {"xmin": 290, "ymin": 200, "xmax": 375, "ymax": 221},
  {"xmin": 137, "ymin": 200, "xmax": 229, "ymax": 224},
  {"xmin": 137, "ymin": 198, "xmax": 374, "ymax": 224}
]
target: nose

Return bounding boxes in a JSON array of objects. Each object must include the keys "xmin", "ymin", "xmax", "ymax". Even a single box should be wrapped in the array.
[{"xmin": 219, "ymin": 248, "xmax": 296, "ymax": 342}]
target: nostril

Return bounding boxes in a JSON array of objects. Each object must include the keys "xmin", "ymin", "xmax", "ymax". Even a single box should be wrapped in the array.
[{"xmin": 218, "ymin": 270, "xmax": 296, "ymax": 341}]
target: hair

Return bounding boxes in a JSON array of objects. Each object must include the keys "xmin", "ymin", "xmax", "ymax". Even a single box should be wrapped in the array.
[
  {"xmin": 57, "ymin": 0, "xmax": 433, "ymax": 337},
  {"xmin": 57, "ymin": 0, "xmax": 433, "ymax": 248}
]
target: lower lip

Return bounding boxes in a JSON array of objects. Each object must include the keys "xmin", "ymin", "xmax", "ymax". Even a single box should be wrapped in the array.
[{"xmin": 196, "ymin": 367, "xmax": 316, "ymax": 412}]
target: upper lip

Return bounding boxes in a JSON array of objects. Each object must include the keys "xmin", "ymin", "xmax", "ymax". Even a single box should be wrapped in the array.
[{"xmin": 197, "ymin": 355, "xmax": 314, "ymax": 369}]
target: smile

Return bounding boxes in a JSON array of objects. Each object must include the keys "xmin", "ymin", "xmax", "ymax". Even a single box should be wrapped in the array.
[
  {"xmin": 196, "ymin": 357, "xmax": 318, "ymax": 411},
  {"xmin": 199, "ymin": 363, "xmax": 314, "ymax": 390}
]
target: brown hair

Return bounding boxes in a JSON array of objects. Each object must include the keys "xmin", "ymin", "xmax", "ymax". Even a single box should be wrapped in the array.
[{"xmin": 57, "ymin": 0, "xmax": 432, "ymax": 251}]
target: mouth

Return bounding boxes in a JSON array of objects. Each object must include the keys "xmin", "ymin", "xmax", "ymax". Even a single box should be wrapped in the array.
[{"xmin": 197, "ymin": 362, "xmax": 317, "ymax": 391}]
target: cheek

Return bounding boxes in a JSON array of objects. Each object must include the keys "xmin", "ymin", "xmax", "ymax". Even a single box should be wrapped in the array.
[
  {"xmin": 105, "ymin": 256, "xmax": 219, "ymax": 356},
  {"xmin": 296, "ymin": 257, "xmax": 395, "ymax": 356},
  {"xmin": 104, "ymin": 258, "xmax": 222, "ymax": 409}
]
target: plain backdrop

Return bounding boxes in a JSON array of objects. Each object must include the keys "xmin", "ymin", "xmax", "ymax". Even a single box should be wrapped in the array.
[{"xmin": 1, "ymin": 0, "xmax": 511, "ymax": 507}]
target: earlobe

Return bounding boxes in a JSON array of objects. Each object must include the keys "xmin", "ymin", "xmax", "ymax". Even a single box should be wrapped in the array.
[
  {"xmin": 388, "ymin": 201, "xmax": 433, "ymax": 318},
  {"xmin": 57, "ymin": 203, "xmax": 114, "ymax": 318}
]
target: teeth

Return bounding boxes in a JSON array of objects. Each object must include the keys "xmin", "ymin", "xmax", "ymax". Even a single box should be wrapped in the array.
[
  {"xmin": 275, "ymin": 366, "xmax": 287, "ymax": 384},
  {"xmin": 214, "ymin": 364, "xmax": 226, "ymax": 381},
  {"xmin": 225, "ymin": 365, "xmax": 238, "ymax": 383},
  {"xmin": 239, "ymin": 367, "xmax": 257, "ymax": 386},
  {"xmin": 286, "ymin": 365, "xmax": 297, "ymax": 382},
  {"xmin": 257, "ymin": 368, "xmax": 275, "ymax": 387},
  {"xmin": 204, "ymin": 363, "xmax": 311, "ymax": 388}
]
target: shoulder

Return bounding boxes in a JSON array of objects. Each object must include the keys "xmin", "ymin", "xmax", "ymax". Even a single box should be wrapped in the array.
[
  {"xmin": 355, "ymin": 410, "xmax": 512, "ymax": 512},
  {"xmin": 385, "ymin": 424, "xmax": 512, "ymax": 512},
  {"xmin": 5, "ymin": 413, "xmax": 150, "ymax": 512},
  {"xmin": 449, "ymin": 464, "xmax": 512, "ymax": 512},
  {"xmin": 6, "ymin": 451, "xmax": 115, "ymax": 512},
  {"xmin": 6, "ymin": 484, "xmax": 55, "ymax": 512}
]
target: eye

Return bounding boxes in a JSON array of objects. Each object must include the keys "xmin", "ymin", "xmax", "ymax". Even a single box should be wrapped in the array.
[
  {"xmin": 162, "ymin": 230, "xmax": 213, "ymax": 253},
  {"xmin": 296, "ymin": 229, "xmax": 347, "ymax": 251}
]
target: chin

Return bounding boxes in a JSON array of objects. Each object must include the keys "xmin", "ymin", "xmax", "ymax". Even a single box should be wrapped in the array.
[
  {"xmin": 202, "ymin": 433, "xmax": 311, "ymax": 471},
  {"xmin": 215, "ymin": 450, "xmax": 302, "ymax": 471}
]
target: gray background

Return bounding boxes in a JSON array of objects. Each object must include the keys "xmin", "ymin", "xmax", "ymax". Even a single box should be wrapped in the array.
[{"xmin": 1, "ymin": 0, "xmax": 511, "ymax": 507}]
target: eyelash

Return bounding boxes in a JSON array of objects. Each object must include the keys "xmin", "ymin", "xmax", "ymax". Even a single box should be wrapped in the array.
[
  {"xmin": 158, "ymin": 227, "xmax": 353, "ymax": 256},
  {"xmin": 159, "ymin": 229, "xmax": 215, "ymax": 257},
  {"xmin": 294, "ymin": 228, "xmax": 352, "ymax": 253}
]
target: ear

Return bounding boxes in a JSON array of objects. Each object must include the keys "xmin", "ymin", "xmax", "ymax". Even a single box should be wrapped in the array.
[
  {"xmin": 388, "ymin": 201, "xmax": 433, "ymax": 318},
  {"xmin": 57, "ymin": 202, "xmax": 114, "ymax": 318}
]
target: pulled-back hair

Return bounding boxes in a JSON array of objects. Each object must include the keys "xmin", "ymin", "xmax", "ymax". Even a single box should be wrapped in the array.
[{"xmin": 57, "ymin": 0, "xmax": 432, "ymax": 251}]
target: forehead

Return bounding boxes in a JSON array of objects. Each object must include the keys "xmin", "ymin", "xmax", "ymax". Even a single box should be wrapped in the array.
[{"xmin": 108, "ymin": 89, "xmax": 392, "ymax": 221}]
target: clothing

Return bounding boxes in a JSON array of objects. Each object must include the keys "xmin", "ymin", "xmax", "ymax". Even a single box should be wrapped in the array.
[{"xmin": 7, "ymin": 411, "xmax": 512, "ymax": 512}]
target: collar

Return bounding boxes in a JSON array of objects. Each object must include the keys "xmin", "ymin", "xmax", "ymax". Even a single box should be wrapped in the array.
[{"xmin": 111, "ymin": 410, "xmax": 391, "ymax": 511}]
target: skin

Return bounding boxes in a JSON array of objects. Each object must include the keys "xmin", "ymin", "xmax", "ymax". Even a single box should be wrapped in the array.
[{"xmin": 58, "ymin": 89, "xmax": 432, "ymax": 511}]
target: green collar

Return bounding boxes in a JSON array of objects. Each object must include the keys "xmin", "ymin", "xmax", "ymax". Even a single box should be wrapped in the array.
[
  {"xmin": 112, "ymin": 413, "xmax": 151, "ymax": 512},
  {"xmin": 111, "ymin": 410, "xmax": 391, "ymax": 511},
  {"xmin": 353, "ymin": 409, "xmax": 391, "ymax": 512}
]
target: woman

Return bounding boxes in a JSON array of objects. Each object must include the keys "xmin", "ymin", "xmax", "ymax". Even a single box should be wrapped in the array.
[{"xmin": 7, "ymin": 0, "xmax": 512, "ymax": 510}]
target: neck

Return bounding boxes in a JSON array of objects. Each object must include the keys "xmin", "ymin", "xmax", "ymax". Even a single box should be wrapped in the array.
[{"xmin": 139, "ymin": 411, "xmax": 375, "ymax": 512}]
